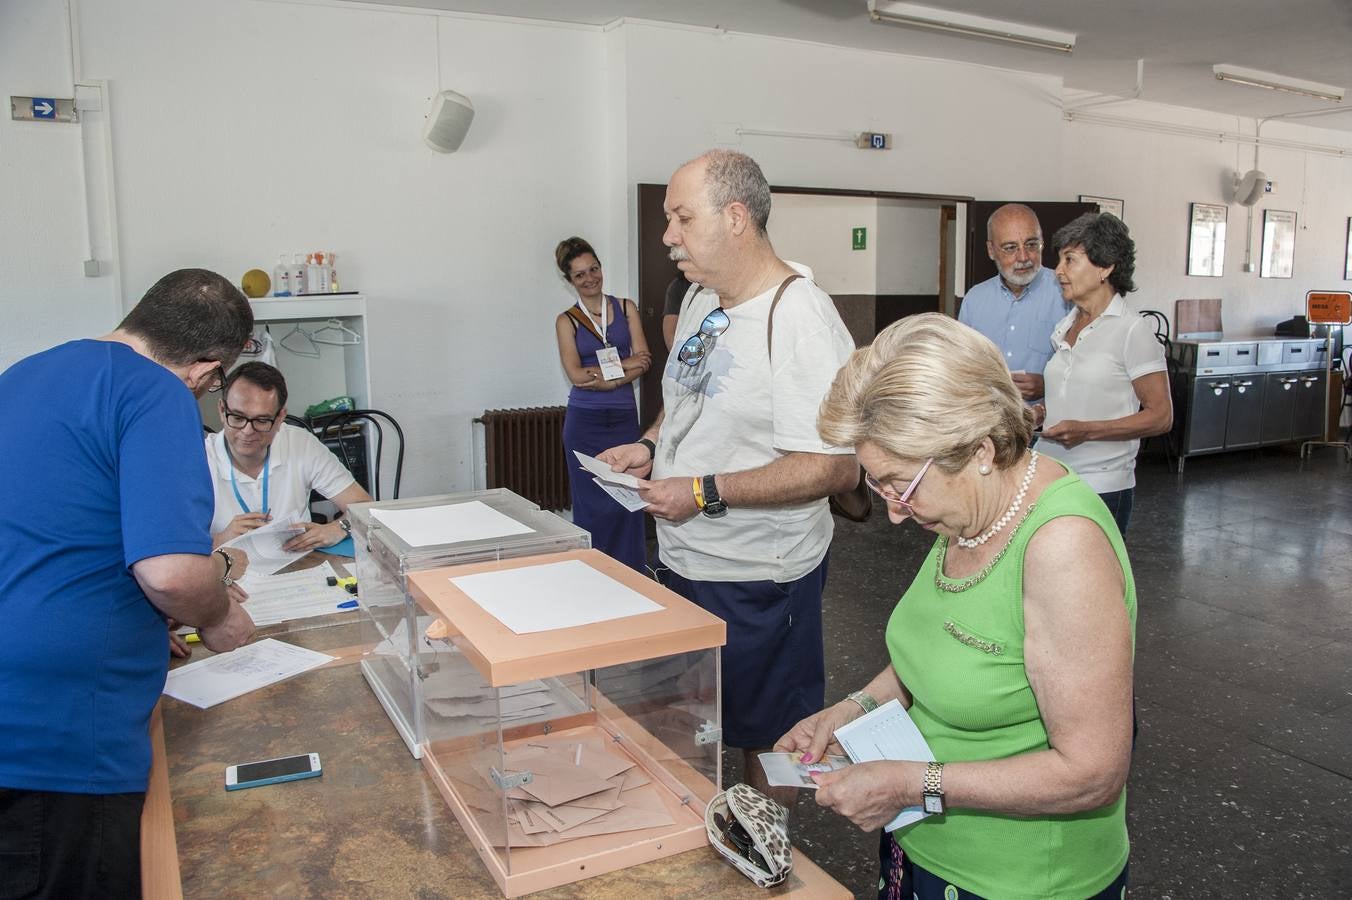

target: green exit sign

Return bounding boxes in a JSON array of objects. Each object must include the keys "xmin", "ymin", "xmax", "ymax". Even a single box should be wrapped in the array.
[{"xmin": 852, "ymin": 227, "xmax": 867, "ymax": 251}]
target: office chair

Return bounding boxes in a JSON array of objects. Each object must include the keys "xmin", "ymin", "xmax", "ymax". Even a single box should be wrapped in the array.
[
  {"xmin": 1138, "ymin": 310, "xmax": 1177, "ymax": 470},
  {"xmin": 311, "ymin": 409, "xmax": 404, "ymax": 500}
]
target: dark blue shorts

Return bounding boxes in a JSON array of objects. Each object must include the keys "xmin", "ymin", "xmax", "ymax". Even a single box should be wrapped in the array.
[{"xmin": 655, "ymin": 554, "xmax": 828, "ymax": 748}]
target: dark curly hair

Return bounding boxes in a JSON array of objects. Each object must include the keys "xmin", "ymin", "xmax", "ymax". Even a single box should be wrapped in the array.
[
  {"xmin": 1051, "ymin": 212, "xmax": 1136, "ymax": 295},
  {"xmin": 554, "ymin": 236, "xmax": 598, "ymax": 277}
]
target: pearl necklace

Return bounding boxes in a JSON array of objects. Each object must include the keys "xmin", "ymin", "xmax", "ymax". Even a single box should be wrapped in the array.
[{"xmin": 956, "ymin": 451, "xmax": 1039, "ymax": 549}]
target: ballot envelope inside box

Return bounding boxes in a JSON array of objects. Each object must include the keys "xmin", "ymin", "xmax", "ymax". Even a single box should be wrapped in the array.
[
  {"xmin": 348, "ymin": 489, "xmax": 591, "ymax": 759},
  {"xmin": 404, "ymin": 548, "xmax": 726, "ymax": 898}
]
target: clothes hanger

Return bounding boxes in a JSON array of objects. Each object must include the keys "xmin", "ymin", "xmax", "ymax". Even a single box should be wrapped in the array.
[
  {"xmin": 309, "ymin": 319, "xmax": 362, "ymax": 346},
  {"xmin": 279, "ymin": 323, "xmax": 322, "ymax": 358}
]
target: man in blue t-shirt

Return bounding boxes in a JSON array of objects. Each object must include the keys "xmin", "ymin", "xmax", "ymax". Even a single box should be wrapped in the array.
[
  {"xmin": 958, "ymin": 204, "xmax": 1071, "ymax": 402},
  {"xmin": 0, "ymin": 269, "xmax": 258, "ymax": 899}
]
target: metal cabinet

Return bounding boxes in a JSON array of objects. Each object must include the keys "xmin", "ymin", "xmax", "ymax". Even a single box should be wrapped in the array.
[
  {"xmin": 1292, "ymin": 371, "xmax": 1327, "ymax": 440},
  {"xmin": 1185, "ymin": 376, "xmax": 1232, "ymax": 454},
  {"xmin": 1261, "ymin": 372, "xmax": 1299, "ymax": 444},
  {"xmin": 1224, "ymin": 375, "xmax": 1264, "ymax": 448},
  {"xmin": 1172, "ymin": 338, "xmax": 1332, "ymax": 470}
]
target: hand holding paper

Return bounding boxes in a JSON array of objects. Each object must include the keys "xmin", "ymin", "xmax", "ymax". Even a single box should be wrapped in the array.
[
  {"xmin": 573, "ymin": 451, "xmax": 649, "ymax": 511},
  {"xmin": 757, "ymin": 752, "xmax": 850, "ymax": 790},
  {"xmin": 830, "ymin": 699, "xmax": 935, "ymax": 832}
]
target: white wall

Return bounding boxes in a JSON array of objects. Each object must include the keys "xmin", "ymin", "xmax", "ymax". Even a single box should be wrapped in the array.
[
  {"xmin": 876, "ymin": 199, "xmax": 941, "ymax": 294},
  {"xmin": 1063, "ymin": 100, "xmax": 1352, "ymax": 336},
  {"xmin": 6, "ymin": 4, "xmax": 1352, "ymax": 496},
  {"xmin": 22, "ymin": 0, "xmax": 611, "ymax": 496},
  {"xmin": 0, "ymin": 0, "xmax": 120, "ymax": 370},
  {"xmin": 769, "ymin": 194, "xmax": 876, "ymax": 295}
]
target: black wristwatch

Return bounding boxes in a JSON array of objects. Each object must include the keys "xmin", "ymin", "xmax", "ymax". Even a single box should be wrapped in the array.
[
  {"xmin": 339, "ymin": 517, "xmax": 352, "ymax": 535},
  {"xmin": 214, "ymin": 548, "xmax": 235, "ymax": 587},
  {"xmin": 638, "ymin": 438, "xmax": 656, "ymax": 460},
  {"xmin": 701, "ymin": 474, "xmax": 728, "ymax": 518}
]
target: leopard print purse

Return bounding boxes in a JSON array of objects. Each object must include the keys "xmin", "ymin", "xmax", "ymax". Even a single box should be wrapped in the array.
[{"xmin": 705, "ymin": 783, "xmax": 793, "ymax": 887}]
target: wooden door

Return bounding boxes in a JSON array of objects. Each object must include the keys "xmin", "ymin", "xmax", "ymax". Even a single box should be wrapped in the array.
[
  {"xmin": 964, "ymin": 200, "xmax": 1098, "ymax": 292},
  {"xmin": 636, "ymin": 183, "xmax": 679, "ymax": 431}
]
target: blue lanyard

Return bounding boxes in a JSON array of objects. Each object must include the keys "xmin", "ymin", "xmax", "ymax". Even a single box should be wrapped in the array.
[{"xmin": 229, "ymin": 448, "xmax": 270, "ymax": 514}]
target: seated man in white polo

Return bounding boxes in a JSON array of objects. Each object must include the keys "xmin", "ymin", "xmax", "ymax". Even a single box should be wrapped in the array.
[{"xmin": 207, "ymin": 362, "xmax": 372, "ymax": 551}]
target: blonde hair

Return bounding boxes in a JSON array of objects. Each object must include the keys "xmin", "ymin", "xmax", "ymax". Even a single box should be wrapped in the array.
[{"xmin": 818, "ymin": 313, "xmax": 1034, "ymax": 472}]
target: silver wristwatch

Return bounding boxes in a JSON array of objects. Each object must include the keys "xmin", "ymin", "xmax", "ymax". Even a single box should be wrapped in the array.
[{"xmin": 845, "ymin": 690, "xmax": 878, "ymax": 716}]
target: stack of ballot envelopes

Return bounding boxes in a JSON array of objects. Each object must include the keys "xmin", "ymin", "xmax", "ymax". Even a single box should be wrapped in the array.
[{"xmin": 449, "ymin": 734, "xmax": 675, "ymax": 848}]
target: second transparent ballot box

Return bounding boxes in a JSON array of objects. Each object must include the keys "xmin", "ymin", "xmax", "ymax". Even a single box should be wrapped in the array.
[
  {"xmin": 406, "ymin": 549, "xmax": 725, "ymax": 897},
  {"xmin": 348, "ymin": 490, "xmax": 590, "ymax": 757}
]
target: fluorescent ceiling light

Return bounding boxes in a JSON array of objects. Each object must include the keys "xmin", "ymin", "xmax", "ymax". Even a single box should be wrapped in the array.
[
  {"xmin": 867, "ymin": 1, "xmax": 1075, "ymax": 54},
  {"xmin": 1212, "ymin": 64, "xmax": 1344, "ymax": 103}
]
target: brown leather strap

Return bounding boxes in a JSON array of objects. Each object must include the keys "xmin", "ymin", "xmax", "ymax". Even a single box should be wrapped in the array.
[
  {"xmin": 765, "ymin": 274, "xmax": 803, "ymax": 361},
  {"xmin": 564, "ymin": 304, "xmax": 606, "ymax": 344}
]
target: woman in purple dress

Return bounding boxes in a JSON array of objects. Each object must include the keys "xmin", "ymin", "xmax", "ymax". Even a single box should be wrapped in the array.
[{"xmin": 553, "ymin": 237, "xmax": 651, "ymax": 571}]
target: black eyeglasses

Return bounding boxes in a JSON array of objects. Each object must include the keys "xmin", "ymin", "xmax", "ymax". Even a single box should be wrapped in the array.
[
  {"xmin": 713, "ymin": 811, "xmax": 767, "ymax": 871},
  {"xmin": 202, "ymin": 363, "xmax": 225, "ymax": 394},
  {"xmin": 221, "ymin": 402, "xmax": 282, "ymax": 433},
  {"xmin": 678, "ymin": 308, "xmax": 730, "ymax": 366}
]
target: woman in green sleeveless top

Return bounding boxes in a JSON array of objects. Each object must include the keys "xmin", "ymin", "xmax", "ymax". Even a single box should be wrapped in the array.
[{"xmin": 776, "ymin": 314, "xmax": 1135, "ymax": 900}]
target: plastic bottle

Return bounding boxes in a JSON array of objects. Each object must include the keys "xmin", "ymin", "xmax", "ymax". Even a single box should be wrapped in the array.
[
  {"xmin": 272, "ymin": 255, "xmax": 291, "ymax": 297},
  {"xmin": 311, "ymin": 253, "xmax": 325, "ymax": 294},
  {"xmin": 327, "ymin": 252, "xmax": 339, "ymax": 292},
  {"xmin": 291, "ymin": 254, "xmax": 306, "ymax": 296}
]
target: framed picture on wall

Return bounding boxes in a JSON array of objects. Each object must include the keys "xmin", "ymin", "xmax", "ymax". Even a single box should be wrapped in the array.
[
  {"xmin": 1345, "ymin": 217, "xmax": 1351, "ymax": 280},
  {"xmin": 1187, "ymin": 202, "xmax": 1227, "ymax": 277},
  {"xmin": 1079, "ymin": 195, "xmax": 1124, "ymax": 221},
  {"xmin": 1260, "ymin": 209, "xmax": 1297, "ymax": 279}
]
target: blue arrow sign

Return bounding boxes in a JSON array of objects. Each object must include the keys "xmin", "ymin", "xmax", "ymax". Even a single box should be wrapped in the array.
[{"xmin": 32, "ymin": 98, "xmax": 56, "ymax": 119}]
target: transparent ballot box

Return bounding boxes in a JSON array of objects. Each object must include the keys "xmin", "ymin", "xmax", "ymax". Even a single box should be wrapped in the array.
[
  {"xmin": 406, "ymin": 549, "xmax": 726, "ymax": 897},
  {"xmin": 349, "ymin": 490, "xmax": 590, "ymax": 757}
]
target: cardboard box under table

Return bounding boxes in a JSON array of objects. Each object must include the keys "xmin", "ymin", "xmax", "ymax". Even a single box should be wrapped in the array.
[
  {"xmin": 406, "ymin": 548, "xmax": 726, "ymax": 897},
  {"xmin": 349, "ymin": 490, "xmax": 590, "ymax": 758}
]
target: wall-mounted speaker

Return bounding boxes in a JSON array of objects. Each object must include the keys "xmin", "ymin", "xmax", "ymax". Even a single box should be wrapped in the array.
[
  {"xmin": 1232, "ymin": 169, "xmax": 1267, "ymax": 207},
  {"xmin": 423, "ymin": 90, "xmax": 475, "ymax": 153}
]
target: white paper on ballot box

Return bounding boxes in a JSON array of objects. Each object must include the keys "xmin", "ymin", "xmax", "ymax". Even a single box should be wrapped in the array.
[
  {"xmin": 370, "ymin": 500, "xmax": 535, "ymax": 547},
  {"xmin": 450, "ymin": 558, "xmax": 662, "ymax": 634}
]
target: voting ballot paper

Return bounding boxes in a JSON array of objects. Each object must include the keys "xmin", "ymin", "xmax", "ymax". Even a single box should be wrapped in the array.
[{"xmin": 163, "ymin": 638, "xmax": 334, "ymax": 708}]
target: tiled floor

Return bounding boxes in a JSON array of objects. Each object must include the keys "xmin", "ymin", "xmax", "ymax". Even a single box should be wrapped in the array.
[{"xmin": 722, "ymin": 448, "xmax": 1352, "ymax": 898}]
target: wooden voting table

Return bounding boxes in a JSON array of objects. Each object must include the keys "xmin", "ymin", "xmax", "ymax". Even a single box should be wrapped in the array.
[{"xmin": 142, "ymin": 569, "xmax": 848, "ymax": 899}]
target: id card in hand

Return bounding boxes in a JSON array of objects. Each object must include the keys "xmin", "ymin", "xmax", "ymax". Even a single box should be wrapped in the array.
[{"xmin": 757, "ymin": 752, "xmax": 851, "ymax": 789}]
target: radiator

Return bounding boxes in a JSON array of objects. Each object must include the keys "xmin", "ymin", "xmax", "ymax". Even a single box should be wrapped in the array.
[{"xmin": 477, "ymin": 406, "xmax": 570, "ymax": 511}]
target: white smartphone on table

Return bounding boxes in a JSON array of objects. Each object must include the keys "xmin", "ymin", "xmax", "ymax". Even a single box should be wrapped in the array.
[{"xmin": 225, "ymin": 752, "xmax": 322, "ymax": 791}]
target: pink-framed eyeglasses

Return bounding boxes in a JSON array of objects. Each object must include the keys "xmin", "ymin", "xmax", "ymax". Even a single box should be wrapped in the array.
[{"xmin": 864, "ymin": 458, "xmax": 933, "ymax": 516}]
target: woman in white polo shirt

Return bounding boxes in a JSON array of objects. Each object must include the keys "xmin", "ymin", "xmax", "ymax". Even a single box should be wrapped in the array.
[{"xmin": 1036, "ymin": 213, "xmax": 1172, "ymax": 535}]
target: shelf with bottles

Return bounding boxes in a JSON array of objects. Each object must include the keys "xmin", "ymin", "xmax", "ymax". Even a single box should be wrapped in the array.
[{"xmin": 250, "ymin": 294, "xmax": 367, "ymax": 322}]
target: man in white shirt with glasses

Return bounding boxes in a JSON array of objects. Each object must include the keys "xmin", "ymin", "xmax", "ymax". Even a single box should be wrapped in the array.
[
  {"xmin": 205, "ymin": 362, "xmax": 372, "ymax": 551},
  {"xmin": 958, "ymin": 204, "xmax": 1070, "ymax": 402},
  {"xmin": 601, "ymin": 149, "xmax": 857, "ymax": 804}
]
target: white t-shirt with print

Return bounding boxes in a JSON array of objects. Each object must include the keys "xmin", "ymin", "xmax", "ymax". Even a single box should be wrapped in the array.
[
  {"xmin": 1040, "ymin": 296, "xmax": 1168, "ymax": 493},
  {"xmin": 205, "ymin": 423, "xmax": 358, "ymax": 536},
  {"xmin": 655, "ymin": 263, "xmax": 855, "ymax": 583}
]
